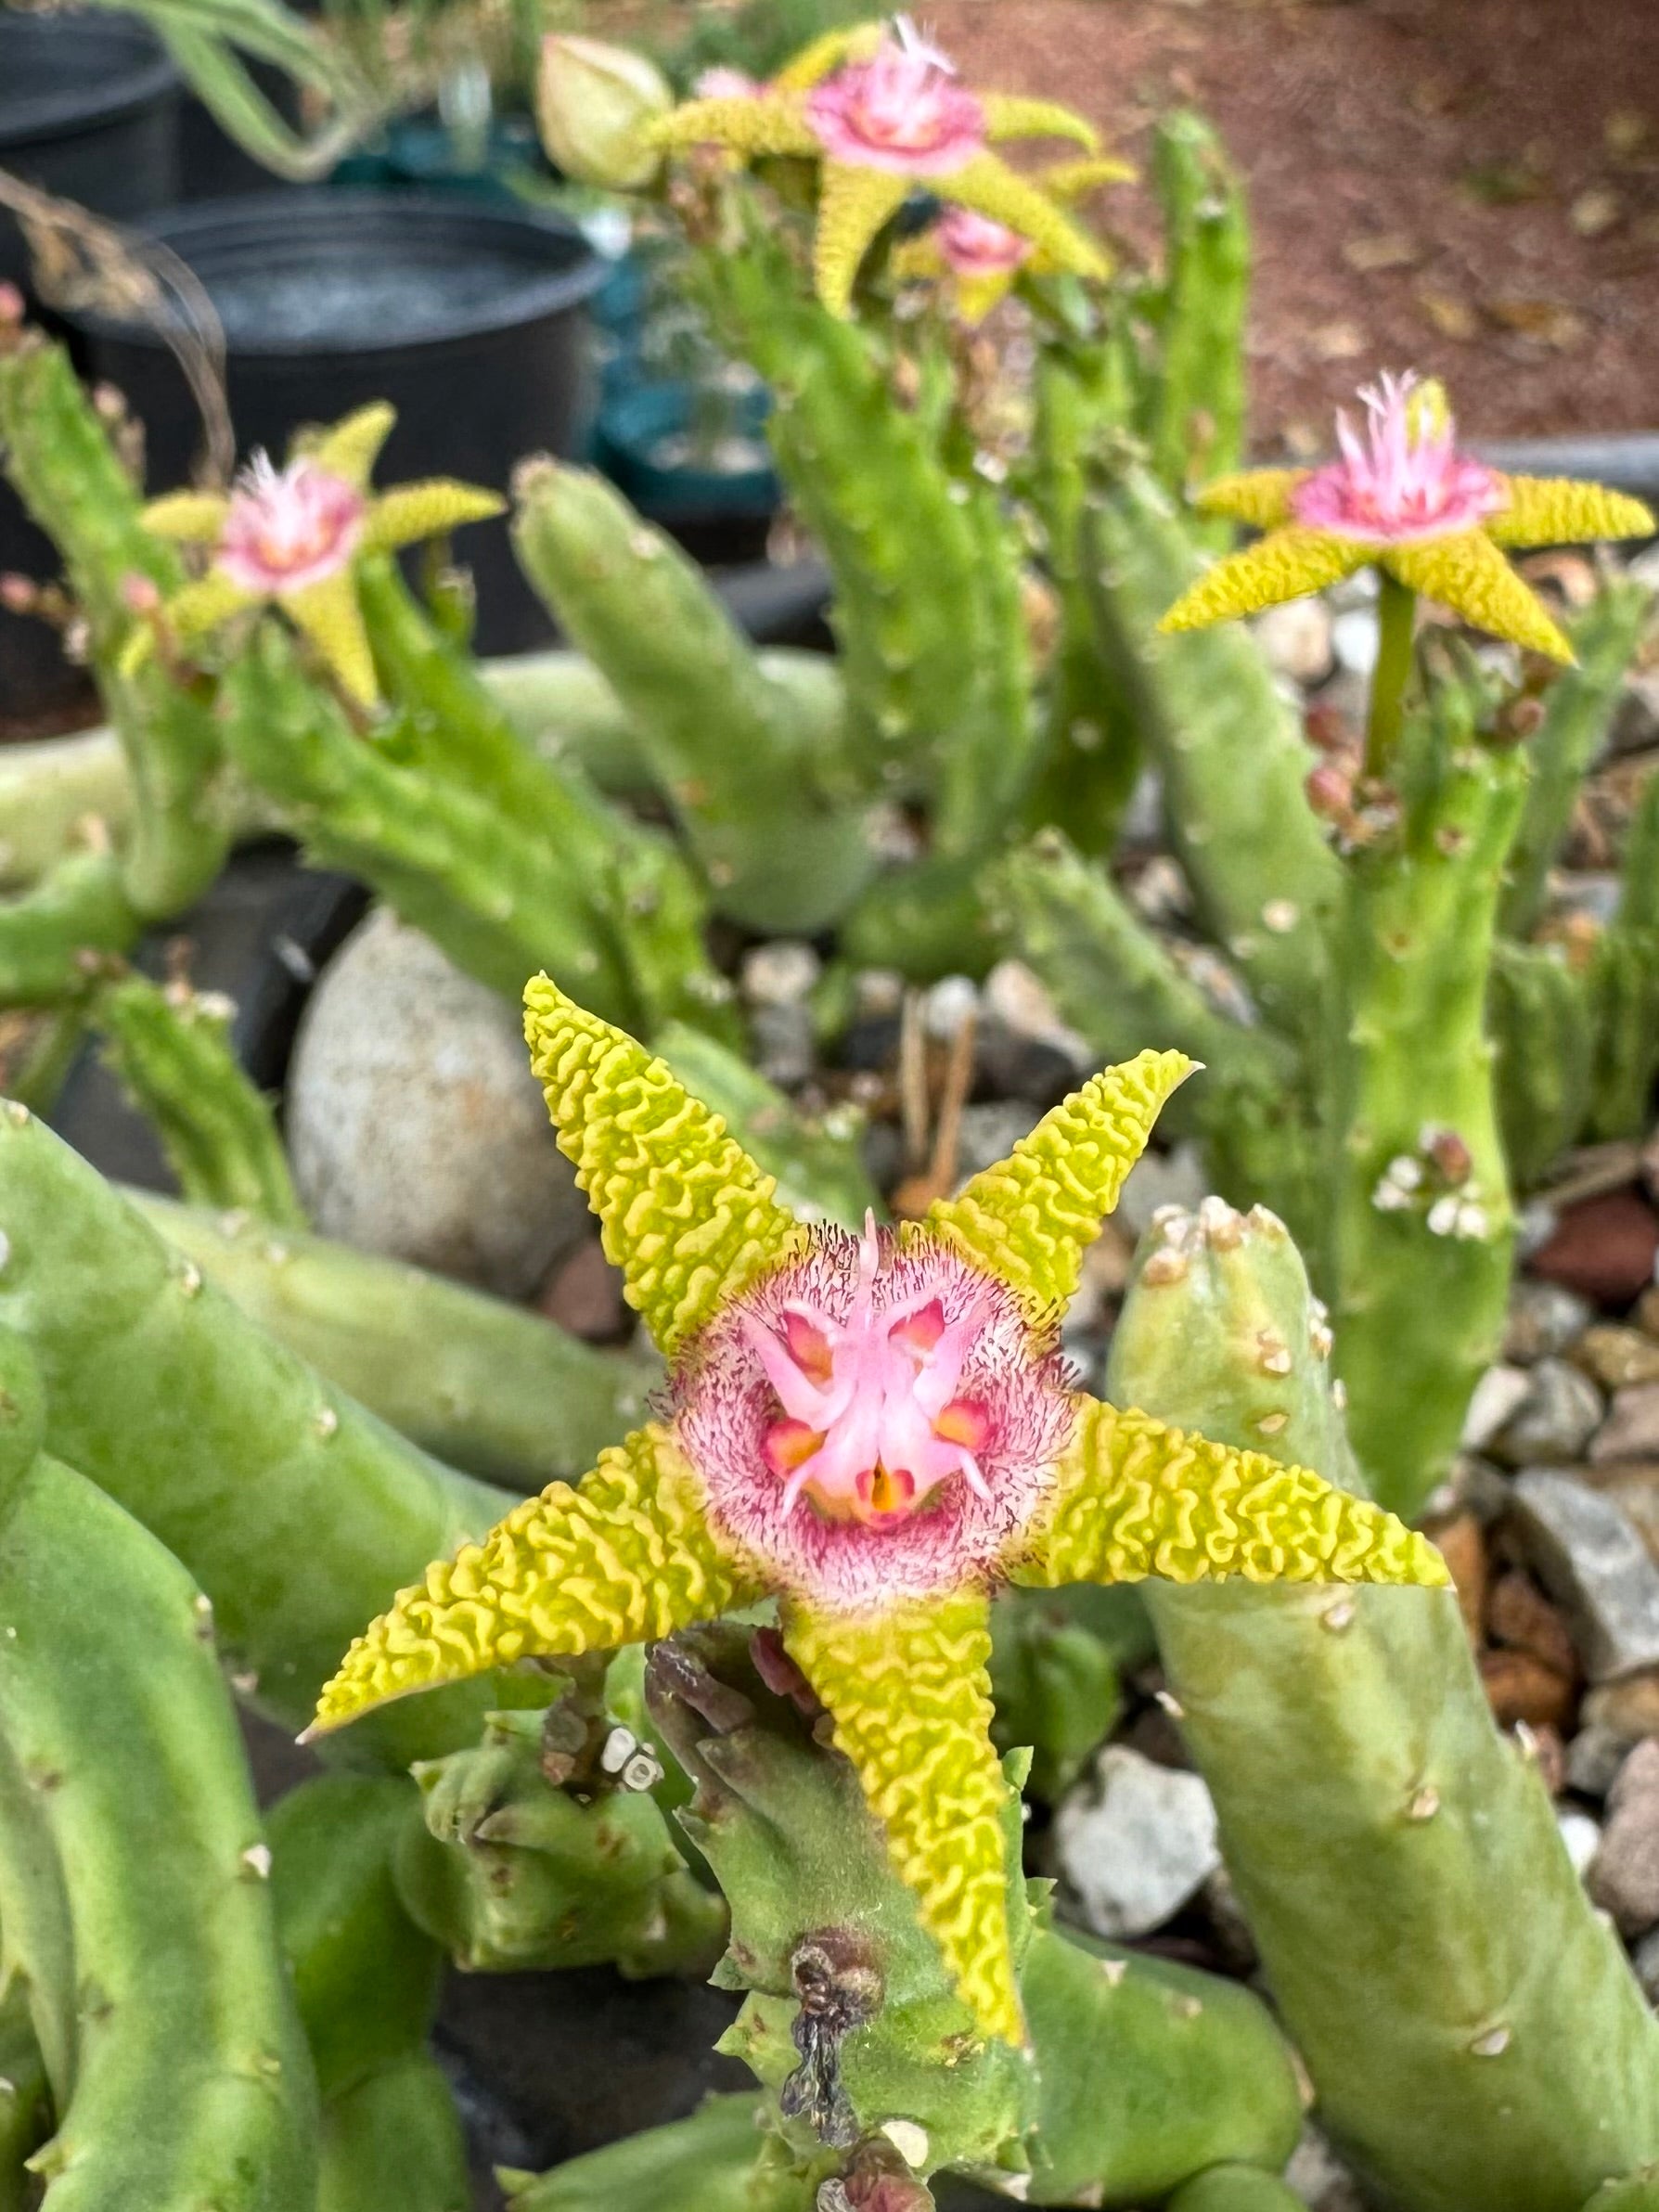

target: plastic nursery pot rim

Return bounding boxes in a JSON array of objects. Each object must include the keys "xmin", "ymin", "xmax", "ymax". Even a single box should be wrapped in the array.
[
  {"xmin": 0, "ymin": 15, "xmax": 179, "ymax": 150},
  {"xmin": 64, "ymin": 189, "xmax": 610, "ymax": 359}
]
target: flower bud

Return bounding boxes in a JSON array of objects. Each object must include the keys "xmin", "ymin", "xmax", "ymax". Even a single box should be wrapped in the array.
[{"xmin": 535, "ymin": 35, "xmax": 672, "ymax": 191}]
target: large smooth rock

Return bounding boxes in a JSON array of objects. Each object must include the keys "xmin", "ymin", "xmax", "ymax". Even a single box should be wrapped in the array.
[{"xmin": 287, "ymin": 908, "xmax": 592, "ymax": 1297}]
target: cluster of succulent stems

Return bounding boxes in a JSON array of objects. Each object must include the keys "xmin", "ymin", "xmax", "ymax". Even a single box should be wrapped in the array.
[{"xmin": 0, "ymin": 12, "xmax": 1657, "ymax": 2209}]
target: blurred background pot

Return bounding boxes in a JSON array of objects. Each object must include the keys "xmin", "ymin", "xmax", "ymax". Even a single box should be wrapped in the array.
[
  {"xmin": 0, "ymin": 9, "xmax": 179, "ymax": 720},
  {"xmin": 62, "ymin": 188, "xmax": 606, "ymax": 654}
]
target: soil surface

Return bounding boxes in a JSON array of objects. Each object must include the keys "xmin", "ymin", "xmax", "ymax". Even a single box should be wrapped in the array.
[{"xmin": 938, "ymin": 0, "xmax": 1659, "ymax": 445}]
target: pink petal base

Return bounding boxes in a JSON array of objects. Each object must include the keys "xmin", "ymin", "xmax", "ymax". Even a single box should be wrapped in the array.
[
  {"xmin": 934, "ymin": 206, "xmax": 1032, "ymax": 276},
  {"xmin": 676, "ymin": 1220, "xmax": 1075, "ymax": 1610},
  {"xmin": 217, "ymin": 456, "xmax": 367, "ymax": 595},
  {"xmin": 805, "ymin": 29, "xmax": 985, "ymax": 177},
  {"xmin": 1290, "ymin": 371, "xmax": 1506, "ymax": 547}
]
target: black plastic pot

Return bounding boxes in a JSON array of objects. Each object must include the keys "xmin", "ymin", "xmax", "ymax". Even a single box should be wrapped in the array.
[
  {"xmin": 66, "ymin": 190, "xmax": 607, "ymax": 655},
  {"xmin": 0, "ymin": 13, "xmax": 180, "ymax": 292},
  {"xmin": 0, "ymin": 12, "xmax": 180, "ymax": 720}
]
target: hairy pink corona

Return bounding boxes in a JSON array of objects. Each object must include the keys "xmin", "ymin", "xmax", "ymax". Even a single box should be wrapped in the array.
[
  {"xmin": 1291, "ymin": 371, "xmax": 1507, "ymax": 546},
  {"xmin": 217, "ymin": 455, "xmax": 367, "ymax": 595},
  {"xmin": 676, "ymin": 1215, "xmax": 1075, "ymax": 1608},
  {"xmin": 805, "ymin": 18, "xmax": 985, "ymax": 177},
  {"xmin": 932, "ymin": 205, "xmax": 1032, "ymax": 276}
]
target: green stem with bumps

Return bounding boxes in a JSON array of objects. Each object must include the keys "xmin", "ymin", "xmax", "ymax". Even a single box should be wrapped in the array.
[
  {"xmin": 1331, "ymin": 714, "xmax": 1525, "ymax": 1520},
  {"xmin": 122, "ymin": 1190, "xmax": 658, "ymax": 1491},
  {"xmin": 1143, "ymin": 110, "xmax": 1250, "ymax": 504},
  {"xmin": 93, "ymin": 973, "xmax": 305, "ymax": 1229},
  {"xmin": 512, "ymin": 461, "xmax": 877, "ymax": 933},
  {"xmin": 1112, "ymin": 1200, "xmax": 1659, "ymax": 2212},
  {"xmin": 646, "ymin": 1627, "xmax": 1301, "ymax": 2203},
  {"xmin": 397, "ymin": 1702, "xmax": 727, "ymax": 1979},
  {"xmin": 0, "ymin": 1328, "xmax": 319, "ymax": 2212},
  {"xmin": 0, "ymin": 852, "xmax": 136, "ymax": 1008},
  {"xmin": 1500, "ymin": 578, "xmax": 1652, "ymax": 939},
  {"xmin": 0, "ymin": 1104, "xmax": 521, "ymax": 1765},
  {"xmin": 1084, "ymin": 475, "xmax": 1341, "ymax": 1051}
]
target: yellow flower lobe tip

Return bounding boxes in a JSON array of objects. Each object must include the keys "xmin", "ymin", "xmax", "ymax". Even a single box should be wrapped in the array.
[
  {"xmin": 1020, "ymin": 1397, "xmax": 1451, "ymax": 1594},
  {"xmin": 783, "ymin": 1588, "xmax": 1025, "ymax": 2045},
  {"xmin": 522, "ymin": 977, "xmax": 804, "ymax": 1357},
  {"xmin": 927, "ymin": 1048, "xmax": 1195, "ymax": 1318},
  {"xmin": 308, "ymin": 1422, "xmax": 760, "ymax": 1736}
]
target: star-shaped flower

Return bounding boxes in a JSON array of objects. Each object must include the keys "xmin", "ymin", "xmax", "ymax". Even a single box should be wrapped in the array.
[
  {"xmin": 134, "ymin": 402, "xmax": 504, "ymax": 705},
  {"xmin": 1160, "ymin": 371, "xmax": 1654, "ymax": 662},
  {"xmin": 308, "ymin": 980, "xmax": 1447, "ymax": 2049},
  {"xmin": 890, "ymin": 155, "xmax": 1132, "ymax": 322},
  {"xmin": 645, "ymin": 15, "xmax": 1112, "ymax": 317}
]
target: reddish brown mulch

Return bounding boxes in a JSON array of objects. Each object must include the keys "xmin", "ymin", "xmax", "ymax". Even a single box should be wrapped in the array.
[{"xmin": 935, "ymin": 0, "xmax": 1659, "ymax": 445}]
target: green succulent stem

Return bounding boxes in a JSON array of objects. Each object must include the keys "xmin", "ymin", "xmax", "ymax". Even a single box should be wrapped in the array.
[
  {"xmin": 0, "ymin": 1103, "xmax": 517, "ymax": 1764},
  {"xmin": 0, "ymin": 1329, "xmax": 319, "ymax": 2212},
  {"xmin": 1331, "ymin": 714, "xmax": 1524, "ymax": 1519},
  {"xmin": 1365, "ymin": 572, "xmax": 1418, "ymax": 782},
  {"xmin": 1112, "ymin": 1201, "xmax": 1659, "ymax": 2212},
  {"xmin": 93, "ymin": 973, "xmax": 305, "ymax": 1230},
  {"xmin": 122, "ymin": 1190, "xmax": 658, "ymax": 1492}
]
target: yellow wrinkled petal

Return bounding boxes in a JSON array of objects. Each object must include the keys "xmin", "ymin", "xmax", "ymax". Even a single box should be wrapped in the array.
[
  {"xmin": 647, "ymin": 93, "xmax": 819, "ymax": 160},
  {"xmin": 361, "ymin": 479, "xmax": 506, "ymax": 553},
  {"xmin": 782, "ymin": 1588, "xmax": 1023, "ymax": 2047},
  {"xmin": 524, "ymin": 975, "xmax": 805, "ymax": 1357},
  {"xmin": 812, "ymin": 163, "xmax": 910, "ymax": 316},
  {"xmin": 1037, "ymin": 154, "xmax": 1138, "ymax": 200},
  {"xmin": 953, "ymin": 269, "xmax": 1019, "ymax": 325},
  {"xmin": 925, "ymin": 1049, "xmax": 1193, "ymax": 1320},
  {"xmin": 1016, "ymin": 1396, "xmax": 1450, "ymax": 1592},
  {"xmin": 142, "ymin": 491, "xmax": 231, "ymax": 543},
  {"xmin": 308, "ymin": 1423, "xmax": 760, "ymax": 1736},
  {"xmin": 942, "ymin": 153, "xmax": 1110, "ymax": 282},
  {"xmin": 304, "ymin": 401, "xmax": 396, "ymax": 490},
  {"xmin": 1158, "ymin": 527, "xmax": 1361, "ymax": 633},
  {"xmin": 1384, "ymin": 530, "xmax": 1572, "ymax": 662},
  {"xmin": 284, "ymin": 570, "xmax": 378, "ymax": 706},
  {"xmin": 1192, "ymin": 469, "xmax": 1304, "ymax": 531},
  {"xmin": 1485, "ymin": 474, "xmax": 1656, "ymax": 550},
  {"xmin": 163, "ymin": 568, "xmax": 260, "ymax": 642},
  {"xmin": 983, "ymin": 94, "xmax": 1100, "ymax": 150}
]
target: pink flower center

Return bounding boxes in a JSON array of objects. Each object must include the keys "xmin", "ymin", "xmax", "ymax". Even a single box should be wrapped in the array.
[
  {"xmin": 1291, "ymin": 371, "xmax": 1507, "ymax": 547},
  {"xmin": 743, "ymin": 1216, "xmax": 994, "ymax": 1525},
  {"xmin": 804, "ymin": 20, "xmax": 985, "ymax": 178},
  {"xmin": 676, "ymin": 1216, "xmax": 1075, "ymax": 1608},
  {"xmin": 217, "ymin": 456, "xmax": 367, "ymax": 597},
  {"xmin": 933, "ymin": 205, "xmax": 1031, "ymax": 277}
]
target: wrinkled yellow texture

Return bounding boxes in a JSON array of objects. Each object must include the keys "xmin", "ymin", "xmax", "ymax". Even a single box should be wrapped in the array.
[
  {"xmin": 982, "ymin": 94, "xmax": 1099, "ymax": 150},
  {"xmin": 814, "ymin": 167, "xmax": 911, "ymax": 317},
  {"xmin": 1486, "ymin": 474, "xmax": 1655, "ymax": 550},
  {"xmin": 1159, "ymin": 527, "xmax": 1362, "ymax": 634},
  {"xmin": 524, "ymin": 976, "xmax": 804, "ymax": 1357},
  {"xmin": 1192, "ymin": 469, "xmax": 1303, "ymax": 532},
  {"xmin": 1385, "ymin": 530, "xmax": 1571, "ymax": 662},
  {"xmin": 309, "ymin": 1421, "xmax": 762, "ymax": 1733},
  {"xmin": 646, "ymin": 94, "xmax": 818, "ymax": 159},
  {"xmin": 362, "ymin": 480, "xmax": 506, "ymax": 554},
  {"xmin": 1016, "ymin": 1397, "xmax": 1449, "ymax": 1591},
  {"xmin": 306, "ymin": 399, "xmax": 396, "ymax": 491},
  {"xmin": 926, "ymin": 1048, "xmax": 1193, "ymax": 1319},
  {"xmin": 782, "ymin": 1587, "xmax": 1023, "ymax": 2046}
]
